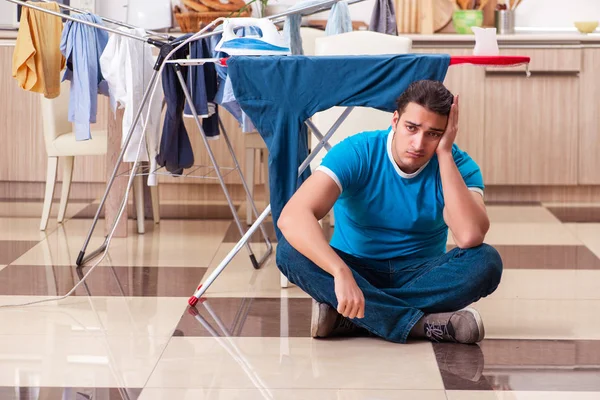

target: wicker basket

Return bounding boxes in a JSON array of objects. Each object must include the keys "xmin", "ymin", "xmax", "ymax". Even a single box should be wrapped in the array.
[{"xmin": 173, "ymin": 6, "xmax": 252, "ymax": 33}]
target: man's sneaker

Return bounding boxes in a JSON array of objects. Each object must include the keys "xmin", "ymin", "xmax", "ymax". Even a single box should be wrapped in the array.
[
  {"xmin": 310, "ymin": 300, "xmax": 364, "ymax": 338},
  {"xmin": 422, "ymin": 307, "xmax": 484, "ymax": 344}
]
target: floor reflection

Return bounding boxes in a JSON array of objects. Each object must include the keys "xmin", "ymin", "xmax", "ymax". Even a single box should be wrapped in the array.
[{"xmin": 434, "ymin": 339, "xmax": 600, "ymax": 391}]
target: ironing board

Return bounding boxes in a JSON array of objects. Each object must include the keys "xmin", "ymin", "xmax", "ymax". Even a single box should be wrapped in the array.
[{"xmin": 187, "ymin": 54, "xmax": 530, "ymax": 305}]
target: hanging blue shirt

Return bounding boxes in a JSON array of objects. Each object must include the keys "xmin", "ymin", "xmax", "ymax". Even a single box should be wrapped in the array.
[
  {"xmin": 228, "ymin": 54, "xmax": 451, "ymax": 240},
  {"xmin": 317, "ymin": 128, "xmax": 484, "ymax": 260},
  {"xmin": 60, "ymin": 13, "xmax": 109, "ymax": 141}
]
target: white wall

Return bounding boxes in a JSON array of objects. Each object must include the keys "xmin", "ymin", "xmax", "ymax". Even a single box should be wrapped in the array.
[
  {"xmin": 514, "ymin": 0, "xmax": 600, "ymax": 29},
  {"xmin": 265, "ymin": 0, "xmax": 600, "ymax": 29},
  {"xmin": 101, "ymin": 0, "xmax": 600, "ymax": 31}
]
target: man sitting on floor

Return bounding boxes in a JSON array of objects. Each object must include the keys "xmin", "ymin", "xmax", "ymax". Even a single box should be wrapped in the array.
[{"xmin": 275, "ymin": 80, "xmax": 503, "ymax": 344}]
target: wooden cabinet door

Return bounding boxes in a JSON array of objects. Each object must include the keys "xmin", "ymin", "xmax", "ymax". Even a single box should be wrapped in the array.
[
  {"xmin": 578, "ymin": 49, "xmax": 600, "ymax": 184},
  {"xmin": 483, "ymin": 72, "xmax": 579, "ymax": 185}
]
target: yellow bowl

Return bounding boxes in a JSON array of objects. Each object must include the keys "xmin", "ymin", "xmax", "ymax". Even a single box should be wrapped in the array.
[{"xmin": 574, "ymin": 21, "xmax": 599, "ymax": 34}]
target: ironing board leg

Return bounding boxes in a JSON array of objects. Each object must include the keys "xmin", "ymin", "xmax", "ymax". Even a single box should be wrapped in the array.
[
  {"xmin": 190, "ymin": 205, "xmax": 272, "ymax": 305},
  {"xmin": 174, "ymin": 68, "xmax": 262, "ymax": 269},
  {"xmin": 76, "ymin": 68, "xmax": 161, "ymax": 267},
  {"xmin": 305, "ymin": 120, "xmax": 332, "ymax": 151},
  {"xmin": 190, "ymin": 107, "xmax": 355, "ymax": 301}
]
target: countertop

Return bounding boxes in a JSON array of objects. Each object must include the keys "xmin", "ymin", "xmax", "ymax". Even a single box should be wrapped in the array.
[
  {"xmin": 2, "ymin": 27, "xmax": 600, "ymax": 46},
  {"xmin": 403, "ymin": 32, "xmax": 600, "ymax": 46}
]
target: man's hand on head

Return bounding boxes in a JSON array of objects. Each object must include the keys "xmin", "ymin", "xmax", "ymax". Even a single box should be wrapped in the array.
[{"xmin": 436, "ymin": 94, "xmax": 459, "ymax": 156}]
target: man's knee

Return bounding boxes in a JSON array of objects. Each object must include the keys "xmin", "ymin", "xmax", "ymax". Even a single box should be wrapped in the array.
[
  {"xmin": 463, "ymin": 243, "xmax": 503, "ymax": 292},
  {"xmin": 275, "ymin": 236, "xmax": 296, "ymax": 275}
]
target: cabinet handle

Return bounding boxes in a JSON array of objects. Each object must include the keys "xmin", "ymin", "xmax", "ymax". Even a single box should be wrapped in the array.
[{"xmin": 485, "ymin": 70, "xmax": 580, "ymax": 77}]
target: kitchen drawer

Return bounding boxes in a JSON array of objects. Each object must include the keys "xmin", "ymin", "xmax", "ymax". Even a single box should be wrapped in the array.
[{"xmin": 485, "ymin": 48, "xmax": 582, "ymax": 74}]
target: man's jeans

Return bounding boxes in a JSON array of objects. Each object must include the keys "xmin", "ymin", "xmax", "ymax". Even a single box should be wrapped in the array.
[{"xmin": 276, "ymin": 237, "xmax": 503, "ymax": 343}]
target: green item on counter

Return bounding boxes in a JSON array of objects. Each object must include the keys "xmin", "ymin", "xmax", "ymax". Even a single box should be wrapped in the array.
[{"xmin": 452, "ymin": 10, "xmax": 484, "ymax": 34}]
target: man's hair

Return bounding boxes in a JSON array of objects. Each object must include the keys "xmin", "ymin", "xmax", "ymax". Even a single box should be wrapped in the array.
[{"xmin": 395, "ymin": 80, "xmax": 454, "ymax": 117}]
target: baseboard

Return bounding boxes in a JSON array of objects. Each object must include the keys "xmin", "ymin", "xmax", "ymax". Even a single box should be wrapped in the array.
[
  {"xmin": 0, "ymin": 181, "xmax": 269, "ymax": 203},
  {"xmin": 3, "ymin": 181, "xmax": 599, "ymax": 204},
  {"xmin": 485, "ymin": 185, "xmax": 600, "ymax": 203}
]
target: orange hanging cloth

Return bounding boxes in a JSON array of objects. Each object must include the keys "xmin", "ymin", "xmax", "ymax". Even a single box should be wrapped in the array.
[{"xmin": 12, "ymin": 1, "xmax": 65, "ymax": 99}]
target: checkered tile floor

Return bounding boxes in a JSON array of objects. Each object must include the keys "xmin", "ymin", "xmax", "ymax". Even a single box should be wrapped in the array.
[{"xmin": 1, "ymin": 199, "xmax": 600, "ymax": 399}]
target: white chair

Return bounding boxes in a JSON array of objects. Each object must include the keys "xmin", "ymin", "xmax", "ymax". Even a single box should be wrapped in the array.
[
  {"xmin": 39, "ymin": 80, "xmax": 159, "ymax": 232},
  {"xmin": 280, "ymin": 31, "xmax": 413, "ymax": 289}
]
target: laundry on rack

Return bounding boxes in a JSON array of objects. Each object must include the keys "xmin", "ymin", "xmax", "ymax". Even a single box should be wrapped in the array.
[
  {"xmin": 60, "ymin": 13, "xmax": 110, "ymax": 141},
  {"xmin": 99, "ymin": 27, "xmax": 165, "ymax": 185},
  {"xmin": 325, "ymin": 0, "xmax": 353, "ymax": 35},
  {"xmin": 210, "ymin": 31, "xmax": 256, "ymax": 133},
  {"xmin": 282, "ymin": 0, "xmax": 319, "ymax": 55},
  {"xmin": 12, "ymin": 1, "xmax": 65, "ymax": 99},
  {"xmin": 156, "ymin": 35, "xmax": 195, "ymax": 176},
  {"xmin": 228, "ymin": 54, "xmax": 451, "ymax": 240},
  {"xmin": 369, "ymin": 0, "xmax": 397, "ymax": 35},
  {"xmin": 183, "ymin": 37, "xmax": 220, "ymax": 140},
  {"xmin": 283, "ymin": 0, "xmax": 353, "ymax": 55},
  {"xmin": 283, "ymin": 13, "xmax": 304, "ymax": 55}
]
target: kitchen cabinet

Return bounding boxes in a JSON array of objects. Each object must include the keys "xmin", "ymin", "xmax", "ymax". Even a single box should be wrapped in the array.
[
  {"xmin": 482, "ymin": 47, "xmax": 580, "ymax": 185},
  {"xmin": 483, "ymin": 72, "xmax": 579, "ymax": 185},
  {"xmin": 578, "ymin": 48, "xmax": 600, "ymax": 184}
]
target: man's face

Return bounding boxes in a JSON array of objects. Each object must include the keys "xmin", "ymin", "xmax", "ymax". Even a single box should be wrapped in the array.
[{"xmin": 390, "ymin": 102, "xmax": 448, "ymax": 174}]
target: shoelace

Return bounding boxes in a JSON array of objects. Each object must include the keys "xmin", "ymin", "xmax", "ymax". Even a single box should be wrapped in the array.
[
  {"xmin": 425, "ymin": 322, "xmax": 453, "ymax": 342},
  {"xmin": 335, "ymin": 316, "xmax": 357, "ymax": 331}
]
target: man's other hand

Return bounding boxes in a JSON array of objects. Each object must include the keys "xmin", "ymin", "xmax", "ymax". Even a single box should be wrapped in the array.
[{"xmin": 334, "ymin": 269, "xmax": 365, "ymax": 319}]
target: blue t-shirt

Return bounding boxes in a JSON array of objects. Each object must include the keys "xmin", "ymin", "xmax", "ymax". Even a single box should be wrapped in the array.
[{"xmin": 317, "ymin": 128, "xmax": 484, "ymax": 260}]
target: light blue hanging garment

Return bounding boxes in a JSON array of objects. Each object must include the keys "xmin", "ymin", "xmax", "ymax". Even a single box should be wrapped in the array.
[
  {"xmin": 325, "ymin": 1, "xmax": 353, "ymax": 36},
  {"xmin": 283, "ymin": 0, "xmax": 324, "ymax": 55},
  {"xmin": 283, "ymin": 14, "xmax": 304, "ymax": 55}
]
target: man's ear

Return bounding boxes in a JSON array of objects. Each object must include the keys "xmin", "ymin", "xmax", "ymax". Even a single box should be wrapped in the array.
[{"xmin": 392, "ymin": 110, "xmax": 400, "ymax": 128}]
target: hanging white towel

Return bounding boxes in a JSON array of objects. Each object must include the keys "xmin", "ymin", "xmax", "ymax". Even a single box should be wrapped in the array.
[{"xmin": 100, "ymin": 27, "xmax": 164, "ymax": 186}]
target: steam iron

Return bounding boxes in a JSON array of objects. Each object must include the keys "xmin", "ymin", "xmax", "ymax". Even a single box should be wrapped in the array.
[{"xmin": 215, "ymin": 18, "xmax": 291, "ymax": 56}]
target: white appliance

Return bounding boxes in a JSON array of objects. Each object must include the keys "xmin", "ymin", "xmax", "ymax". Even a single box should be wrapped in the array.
[
  {"xmin": 0, "ymin": 1, "xmax": 20, "ymax": 29},
  {"xmin": 70, "ymin": 0, "xmax": 95, "ymax": 13},
  {"xmin": 0, "ymin": 0, "xmax": 72, "ymax": 30},
  {"xmin": 97, "ymin": 0, "xmax": 128, "ymax": 24},
  {"xmin": 98, "ymin": 0, "xmax": 172, "ymax": 30},
  {"xmin": 127, "ymin": 0, "xmax": 172, "ymax": 30}
]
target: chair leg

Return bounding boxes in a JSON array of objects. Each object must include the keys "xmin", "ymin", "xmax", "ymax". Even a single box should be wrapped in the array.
[
  {"xmin": 261, "ymin": 148, "xmax": 270, "ymax": 206},
  {"xmin": 40, "ymin": 157, "xmax": 58, "ymax": 231},
  {"xmin": 280, "ymin": 272, "xmax": 289, "ymax": 288},
  {"xmin": 245, "ymin": 148, "xmax": 255, "ymax": 226},
  {"xmin": 150, "ymin": 185, "xmax": 160, "ymax": 224},
  {"xmin": 57, "ymin": 156, "xmax": 74, "ymax": 224},
  {"xmin": 134, "ymin": 174, "xmax": 145, "ymax": 234}
]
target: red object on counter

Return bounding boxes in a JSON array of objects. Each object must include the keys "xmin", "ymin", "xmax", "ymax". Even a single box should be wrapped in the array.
[{"xmin": 449, "ymin": 55, "xmax": 531, "ymax": 66}]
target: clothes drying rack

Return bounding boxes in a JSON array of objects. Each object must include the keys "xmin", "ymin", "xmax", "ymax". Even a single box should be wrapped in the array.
[{"xmin": 6, "ymin": 0, "xmax": 367, "ymax": 276}]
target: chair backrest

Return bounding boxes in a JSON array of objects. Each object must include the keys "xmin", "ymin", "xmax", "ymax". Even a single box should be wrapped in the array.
[
  {"xmin": 309, "ymin": 31, "xmax": 412, "ymax": 170},
  {"xmin": 39, "ymin": 80, "xmax": 72, "ymax": 150},
  {"xmin": 299, "ymin": 26, "xmax": 326, "ymax": 56}
]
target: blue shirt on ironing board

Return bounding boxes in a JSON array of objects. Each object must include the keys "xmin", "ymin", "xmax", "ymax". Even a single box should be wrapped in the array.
[{"xmin": 317, "ymin": 128, "xmax": 484, "ymax": 260}]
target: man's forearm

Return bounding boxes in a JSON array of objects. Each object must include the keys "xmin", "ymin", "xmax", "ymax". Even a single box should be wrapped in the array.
[
  {"xmin": 278, "ymin": 211, "xmax": 351, "ymax": 279},
  {"xmin": 438, "ymin": 151, "xmax": 489, "ymax": 247}
]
